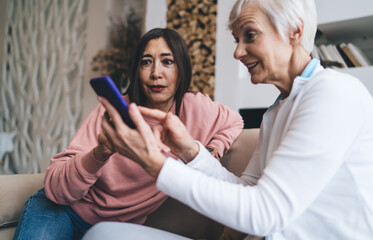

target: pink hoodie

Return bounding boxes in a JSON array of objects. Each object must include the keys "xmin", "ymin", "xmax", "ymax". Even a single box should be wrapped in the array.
[{"xmin": 44, "ymin": 92, "xmax": 243, "ymax": 225}]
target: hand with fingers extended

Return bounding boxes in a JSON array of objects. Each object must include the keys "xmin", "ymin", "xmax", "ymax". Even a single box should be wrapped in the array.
[
  {"xmin": 99, "ymin": 97, "xmax": 167, "ymax": 177},
  {"xmin": 138, "ymin": 106, "xmax": 199, "ymax": 164}
]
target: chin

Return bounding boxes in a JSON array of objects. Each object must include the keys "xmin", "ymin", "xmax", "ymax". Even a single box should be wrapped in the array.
[
  {"xmin": 250, "ymin": 72, "xmax": 269, "ymax": 85},
  {"xmin": 250, "ymin": 76, "xmax": 262, "ymax": 85}
]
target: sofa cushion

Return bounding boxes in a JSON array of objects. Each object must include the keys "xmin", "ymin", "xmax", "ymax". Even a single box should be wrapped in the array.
[
  {"xmin": 221, "ymin": 128, "xmax": 260, "ymax": 176},
  {"xmin": 0, "ymin": 227, "xmax": 16, "ymax": 240},
  {"xmin": 0, "ymin": 174, "xmax": 44, "ymax": 229}
]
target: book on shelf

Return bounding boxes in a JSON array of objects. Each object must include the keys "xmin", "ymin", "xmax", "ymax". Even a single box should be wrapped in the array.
[
  {"xmin": 315, "ymin": 44, "xmax": 343, "ymax": 69},
  {"xmin": 313, "ymin": 42, "xmax": 371, "ymax": 68},
  {"xmin": 328, "ymin": 44, "xmax": 347, "ymax": 68},
  {"xmin": 346, "ymin": 43, "xmax": 372, "ymax": 67},
  {"xmin": 339, "ymin": 43, "xmax": 363, "ymax": 67},
  {"xmin": 336, "ymin": 45, "xmax": 355, "ymax": 68},
  {"xmin": 318, "ymin": 44, "xmax": 332, "ymax": 61}
]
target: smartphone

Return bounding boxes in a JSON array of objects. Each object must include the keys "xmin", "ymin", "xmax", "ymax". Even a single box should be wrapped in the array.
[{"xmin": 90, "ymin": 76, "xmax": 136, "ymax": 129}]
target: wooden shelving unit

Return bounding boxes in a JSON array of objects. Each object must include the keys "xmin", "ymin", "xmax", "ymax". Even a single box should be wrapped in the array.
[{"xmin": 314, "ymin": 0, "xmax": 373, "ymax": 95}]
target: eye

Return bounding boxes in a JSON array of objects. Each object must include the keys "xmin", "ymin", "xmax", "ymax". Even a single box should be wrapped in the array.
[
  {"xmin": 162, "ymin": 59, "xmax": 174, "ymax": 65},
  {"xmin": 140, "ymin": 59, "xmax": 152, "ymax": 65},
  {"xmin": 244, "ymin": 31, "xmax": 256, "ymax": 42},
  {"xmin": 234, "ymin": 38, "xmax": 239, "ymax": 44}
]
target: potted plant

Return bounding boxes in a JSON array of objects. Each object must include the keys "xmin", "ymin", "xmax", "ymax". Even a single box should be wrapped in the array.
[{"xmin": 91, "ymin": 9, "xmax": 142, "ymax": 92}]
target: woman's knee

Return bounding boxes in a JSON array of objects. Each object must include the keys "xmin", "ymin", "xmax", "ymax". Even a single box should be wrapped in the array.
[
  {"xmin": 14, "ymin": 188, "xmax": 74, "ymax": 240},
  {"xmin": 83, "ymin": 222, "xmax": 191, "ymax": 240}
]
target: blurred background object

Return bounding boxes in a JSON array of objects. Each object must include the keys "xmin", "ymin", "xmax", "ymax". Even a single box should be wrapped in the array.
[{"xmin": 91, "ymin": 8, "xmax": 142, "ymax": 92}]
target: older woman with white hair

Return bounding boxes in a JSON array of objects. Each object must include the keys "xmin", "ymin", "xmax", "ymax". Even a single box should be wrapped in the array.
[{"xmin": 84, "ymin": 0, "xmax": 373, "ymax": 239}]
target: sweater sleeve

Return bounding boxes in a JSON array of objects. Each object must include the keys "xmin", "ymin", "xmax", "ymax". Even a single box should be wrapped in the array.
[
  {"xmin": 157, "ymin": 74, "xmax": 371, "ymax": 236},
  {"xmin": 44, "ymin": 104, "xmax": 108, "ymax": 205},
  {"xmin": 187, "ymin": 142, "xmax": 243, "ymax": 183},
  {"xmin": 180, "ymin": 93, "xmax": 244, "ymax": 157}
]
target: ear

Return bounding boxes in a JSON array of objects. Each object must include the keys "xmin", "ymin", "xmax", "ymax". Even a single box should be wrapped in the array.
[{"xmin": 289, "ymin": 19, "xmax": 304, "ymax": 45}]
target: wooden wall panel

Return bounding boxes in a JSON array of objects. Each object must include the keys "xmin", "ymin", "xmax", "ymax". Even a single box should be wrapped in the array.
[{"xmin": 166, "ymin": 0, "xmax": 217, "ymax": 99}]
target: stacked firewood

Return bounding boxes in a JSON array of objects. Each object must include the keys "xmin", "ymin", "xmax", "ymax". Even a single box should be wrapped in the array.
[{"xmin": 166, "ymin": 0, "xmax": 217, "ymax": 99}]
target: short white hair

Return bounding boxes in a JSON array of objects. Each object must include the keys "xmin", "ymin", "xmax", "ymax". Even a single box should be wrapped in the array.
[{"xmin": 228, "ymin": 0, "xmax": 317, "ymax": 53}]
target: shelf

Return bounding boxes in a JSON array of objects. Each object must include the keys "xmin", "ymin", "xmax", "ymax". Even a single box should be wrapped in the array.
[
  {"xmin": 315, "ymin": 0, "xmax": 373, "ymax": 25},
  {"xmin": 318, "ymin": 15, "xmax": 373, "ymax": 41},
  {"xmin": 312, "ymin": 0, "xmax": 373, "ymax": 96}
]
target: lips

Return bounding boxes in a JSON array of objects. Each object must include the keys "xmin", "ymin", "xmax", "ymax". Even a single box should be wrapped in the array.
[
  {"xmin": 247, "ymin": 62, "xmax": 258, "ymax": 69},
  {"xmin": 149, "ymin": 85, "xmax": 166, "ymax": 92},
  {"xmin": 240, "ymin": 59, "xmax": 259, "ymax": 71}
]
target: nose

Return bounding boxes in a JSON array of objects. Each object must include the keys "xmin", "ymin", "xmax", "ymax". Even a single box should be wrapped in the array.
[
  {"xmin": 151, "ymin": 61, "xmax": 161, "ymax": 80},
  {"xmin": 233, "ymin": 41, "xmax": 246, "ymax": 60}
]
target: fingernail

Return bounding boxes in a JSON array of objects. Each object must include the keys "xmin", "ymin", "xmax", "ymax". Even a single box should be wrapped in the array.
[
  {"xmin": 161, "ymin": 148, "xmax": 170, "ymax": 153},
  {"xmin": 129, "ymin": 103, "xmax": 138, "ymax": 110}
]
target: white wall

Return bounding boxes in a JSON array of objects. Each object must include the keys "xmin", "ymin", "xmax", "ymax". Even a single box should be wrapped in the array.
[
  {"xmin": 314, "ymin": 0, "xmax": 373, "ymax": 24},
  {"xmin": 214, "ymin": 0, "xmax": 241, "ymax": 110},
  {"xmin": 144, "ymin": 0, "xmax": 167, "ymax": 32}
]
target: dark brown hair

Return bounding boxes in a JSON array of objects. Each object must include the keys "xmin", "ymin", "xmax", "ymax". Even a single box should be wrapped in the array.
[{"xmin": 126, "ymin": 28, "xmax": 192, "ymax": 116}]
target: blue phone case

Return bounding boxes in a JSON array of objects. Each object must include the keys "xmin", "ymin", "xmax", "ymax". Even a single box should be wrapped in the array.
[{"xmin": 90, "ymin": 76, "xmax": 136, "ymax": 129}]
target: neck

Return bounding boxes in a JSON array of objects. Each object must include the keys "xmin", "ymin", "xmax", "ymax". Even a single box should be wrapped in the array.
[
  {"xmin": 289, "ymin": 48, "xmax": 312, "ymax": 81},
  {"xmin": 280, "ymin": 47, "xmax": 312, "ymax": 99}
]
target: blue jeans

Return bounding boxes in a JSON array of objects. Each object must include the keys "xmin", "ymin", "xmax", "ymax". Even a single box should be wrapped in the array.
[{"xmin": 14, "ymin": 188, "xmax": 92, "ymax": 240}]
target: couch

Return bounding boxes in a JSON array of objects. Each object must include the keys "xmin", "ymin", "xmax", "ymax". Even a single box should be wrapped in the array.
[{"xmin": 0, "ymin": 128, "xmax": 259, "ymax": 240}]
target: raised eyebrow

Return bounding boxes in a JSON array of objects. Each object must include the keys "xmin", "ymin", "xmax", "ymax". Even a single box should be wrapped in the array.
[
  {"xmin": 141, "ymin": 54, "xmax": 152, "ymax": 58},
  {"xmin": 141, "ymin": 53, "xmax": 173, "ymax": 58},
  {"xmin": 161, "ymin": 53, "xmax": 173, "ymax": 57},
  {"xmin": 240, "ymin": 21, "xmax": 256, "ymax": 30}
]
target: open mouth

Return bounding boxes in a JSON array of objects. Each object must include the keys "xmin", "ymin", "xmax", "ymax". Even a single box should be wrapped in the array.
[{"xmin": 247, "ymin": 62, "xmax": 258, "ymax": 69}]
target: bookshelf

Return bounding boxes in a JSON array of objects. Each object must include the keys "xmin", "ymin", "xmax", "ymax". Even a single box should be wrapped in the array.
[{"xmin": 314, "ymin": 0, "xmax": 373, "ymax": 95}]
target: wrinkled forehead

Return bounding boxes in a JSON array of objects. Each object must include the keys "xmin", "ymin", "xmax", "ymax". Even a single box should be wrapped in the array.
[{"xmin": 231, "ymin": 3, "xmax": 270, "ymax": 35}]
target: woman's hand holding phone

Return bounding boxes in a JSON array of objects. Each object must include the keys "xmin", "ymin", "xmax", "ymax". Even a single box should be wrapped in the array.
[
  {"xmin": 95, "ymin": 86, "xmax": 200, "ymax": 175},
  {"xmin": 90, "ymin": 76, "xmax": 136, "ymax": 129},
  {"xmin": 99, "ymin": 97, "xmax": 167, "ymax": 177}
]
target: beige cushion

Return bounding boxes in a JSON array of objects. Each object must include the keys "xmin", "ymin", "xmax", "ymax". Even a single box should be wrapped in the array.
[
  {"xmin": 0, "ymin": 227, "xmax": 16, "ymax": 239},
  {"xmin": 221, "ymin": 128, "xmax": 260, "ymax": 176},
  {"xmin": 0, "ymin": 174, "xmax": 44, "ymax": 229}
]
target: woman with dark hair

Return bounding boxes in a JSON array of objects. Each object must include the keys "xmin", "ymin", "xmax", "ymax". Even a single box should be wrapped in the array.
[
  {"xmin": 127, "ymin": 28, "xmax": 191, "ymax": 117},
  {"xmin": 13, "ymin": 28, "xmax": 243, "ymax": 239}
]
